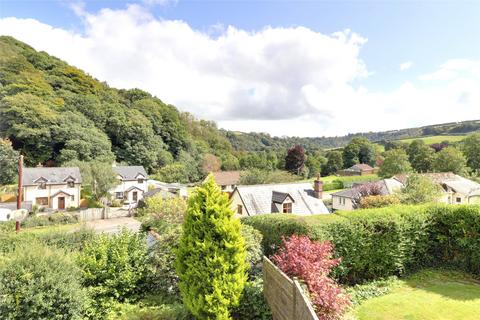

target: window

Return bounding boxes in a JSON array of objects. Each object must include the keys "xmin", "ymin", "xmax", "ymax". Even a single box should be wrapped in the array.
[
  {"xmin": 237, "ymin": 205, "xmax": 243, "ymax": 215},
  {"xmin": 133, "ymin": 191, "xmax": 138, "ymax": 202},
  {"xmin": 456, "ymin": 197, "xmax": 462, "ymax": 203},
  {"xmin": 38, "ymin": 182, "xmax": 46, "ymax": 190},
  {"xmin": 36, "ymin": 197, "xmax": 48, "ymax": 206},
  {"xmin": 67, "ymin": 181, "xmax": 75, "ymax": 188},
  {"xmin": 71, "ymin": 195, "xmax": 75, "ymax": 201},
  {"xmin": 138, "ymin": 178, "xmax": 144, "ymax": 184},
  {"xmin": 221, "ymin": 185, "xmax": 226, "ymax": 191},
  {"xmin": 115, "ymin": 192, "xmax": 124, "ymax": 200},
  {"xmin": 283, "ymin": 202, "xmax": 292, "ymax": 213},
  {"xmin": 231, "ymin": 185, "xmax": 235, "ymax": 190}
]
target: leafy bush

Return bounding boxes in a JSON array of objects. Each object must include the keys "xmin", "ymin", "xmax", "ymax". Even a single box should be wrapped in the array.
[
  {"xmin": 272, "ymin": 235, "xmax": 350, "ymax": 320},
  {"xmin": 175, "ymin": 175, "xmax": 247, "ymax": 319},
  {"xmin": 346, "ymin": 276, "xmax": 399, "ymax": 306},
  {"xmin": 146, "ymin": 225, "xmax": 183, "ymax": 299},
  {"xmin": 77, "ymin": 230, "xmax": 149, "ymax": 318},
  {"xmin": 323, "ymin": 180, "xmax": 343, "ymax": 191},
  {"xmin": 359, "ymin": 195, "xmax": 400, "ymax": 208},
  {"xmin": 232, "ymin": 277, "xmax": 271, "ymax": 320},
  {"xmin": 398, "ymin": 174, "xmax": 441, "ymax": 204},
  {"xmin": 241, "ymin": 224, "xmax": 263, "ymax": 276},
  {"xmin": 138, "ymin": 196, "xmax": 187, "ymax": 227},
  {"xmin": 21, "ymin": 211, "xmax": 78, "ymax": 228},
  {"xmin": 0, "ymin": 244, "xmax": 86, "ymax": 319},
  {"xmin": 113, "ymin": 300, "xmax": 192, "ymax": 320}
]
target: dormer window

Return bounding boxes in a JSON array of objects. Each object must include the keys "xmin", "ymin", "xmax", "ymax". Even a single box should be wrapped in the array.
[
  {"xmin": 138, "ymin": 178, "xmax": 144, "ymax": 184},
  {"xmin": 39, "ymin": 182, "xmax": 47, "ymax": 190},
  {"xmin": 67, "ymin": 181, "xmax": 75, "ymax": 188},
  {"xmin": 283, "ymin": 202, "xmax": 292, "ymax": 213}
]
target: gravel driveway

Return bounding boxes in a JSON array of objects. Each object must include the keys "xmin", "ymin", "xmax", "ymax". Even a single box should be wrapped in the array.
[{"xmin": 84, "ymin": 217, "xmax": 141, "ymax": 234}]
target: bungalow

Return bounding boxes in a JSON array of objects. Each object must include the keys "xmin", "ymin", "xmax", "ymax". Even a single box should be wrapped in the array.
[
  {"xmin": 331, "ymin": 178, "xmax": 403, "ymax": 211},
  {"xmin": 143, "ymin": 180, "xmax": 188, "ymax": 199},
  {"xmin": 394, "ymin": 172, "xmax": 480, "ymax": 205},
  {"xmin": 338, "ymin": 163, "xmax": 376, "ymax": 176},
  {"xmin": 211, "ymin": 171, "xmax": 242, "ymax": 193},
  {"xmin": 230, "ymin": 176, "xmax": 329, "ymax": 217},
  {"xmin": 110, "ymin": 166, "xmax": 148, "ymax": 205},
  {"xmin": 22, "ymin": 167, "xmax": 82, "ymax": 210}
]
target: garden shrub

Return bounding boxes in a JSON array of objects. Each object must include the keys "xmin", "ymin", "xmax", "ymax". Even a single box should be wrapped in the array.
[
  {"xmin": 114, "ymin": 301, "xmax": 192, "ymax": 320},
  {"xmin": 241, "ymin": 224, "xmax": 263, "ymax": 276},
  {"xmin": 77, "ymin": 229, "xmax": 149, "ymax": 318},
  {"xmin": 21, "ymin": 211, "xmax": 78, "ymax": 228},
  {"xmin": 241, "ymin": 214, "xmax": 311, "ymax": 256},
  {"xmin": 244, "ymin": 204, "xmax": 480, "ymax": 284},
  {"xmin": 359, "ymin": 195, "xmax": 400, "ymax": 208},
  {"xmin": 146, "ymin": 224, "xmax": 183, "ymax": 299},
  {"xmin": 0, "ymin": 244, "xmax": 86, "ymax": 319},
  {"xmin": 272, "ymin": 235, "xmax": 350, "ymax": 320},
  {"xmin": 232, "ymin": 277, "xmax": 271, "ymax": 320},
  {"xmin": 175, "ymin": 175, "xmax": 247, "ymax": 320}
]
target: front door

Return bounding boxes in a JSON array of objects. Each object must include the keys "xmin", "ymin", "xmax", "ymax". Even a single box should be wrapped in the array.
[
  {"xmin": 58, "ymin": 197, "xmax": 65, "ymax": 210},
  {"xmin": 132, "ymin": 191, "xmax": 138, "ymax": 202}
]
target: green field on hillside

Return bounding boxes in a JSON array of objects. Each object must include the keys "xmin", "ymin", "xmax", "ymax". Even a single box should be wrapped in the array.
[
  {"xmin": 352, "ymin": 270, "xmax": 480, "ymax": 320},
  {"xmin": 396, "ymin": 135, "xmax": 467, "ymax": 145}
]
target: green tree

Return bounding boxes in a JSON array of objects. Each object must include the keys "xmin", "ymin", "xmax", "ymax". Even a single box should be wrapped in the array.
[
  {"xmin": 156, "ymin": 163, "xmax": 190, "ymax": 184},
  {"xmin": 343, "ymin": 137, "xmax": 376, "ymax": 168},
  {"xmin": 65, "ymin": 160, "xmax": 119, "ymax": 201},
  {"xmin": 378, "ymin": 148, "xmax": 412, "ymax": 178},
  {"xmin": 77, "ymin": 230, "xmax": 149, "ymax": 318},
  {"xmin": 398, "ymin": 174, "xmax": 441, "ymax": 204},
  {"xmin": 0, "ymin": 139, "xmax": 19, "ymax": 184},
  {"xmin": 407, "ymin": 140, "xmax": 435, "ymax": 173},
  {"xmin": 433, "ymin": 146, "xmax": 468, "ymax": 175},
  {"xmin": 463, "ymin": 133, "xmax": 480, "ymax": 172},
  {"xmin": 175, "ymin": 175, "xmax": 247, "ymax": 319},
  {"xmin": 0, "ymin": 244, "xmax": 86, "ymax": 319},
  {"xmin": 322, "ymin": 151, "xmax": 343, "ymax": 176}
]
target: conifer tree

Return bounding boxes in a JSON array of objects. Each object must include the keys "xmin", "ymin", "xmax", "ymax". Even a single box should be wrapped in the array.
[{"xmin": 175, "ymin": 174, "xmax": 247, "ymax": 320}]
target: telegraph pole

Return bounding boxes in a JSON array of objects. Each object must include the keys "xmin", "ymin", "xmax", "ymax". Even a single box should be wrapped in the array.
[{"xmin": 17, "ymin": 155, "xmax": 23, "ymax": 210}]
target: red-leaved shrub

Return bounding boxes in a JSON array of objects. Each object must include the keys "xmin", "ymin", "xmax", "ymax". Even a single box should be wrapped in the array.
[{"xmin": 271, "ymin": 235, "xmax": 350, "ymax": 320}]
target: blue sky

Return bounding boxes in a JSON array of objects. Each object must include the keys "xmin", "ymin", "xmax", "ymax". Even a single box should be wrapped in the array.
[{"xmin": 1, "ymin": 1, "xmax": 480, "ymax": 136}]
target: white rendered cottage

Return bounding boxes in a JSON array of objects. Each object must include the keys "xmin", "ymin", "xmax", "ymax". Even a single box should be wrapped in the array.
[
  {"xmin": 110, "ymin": 166, "xmax": 148, "ymax": 204},
  {"xmin": 22, "ymin": 167, "xmax": 82, "ymax": 210}
]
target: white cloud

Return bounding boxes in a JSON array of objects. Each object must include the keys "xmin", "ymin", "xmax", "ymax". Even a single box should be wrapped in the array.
[
  {"xmin": 399, "ymin": 61, "xmax": 412, "ymax": 71},
  {"xmin": 0, "ymin": 5, "xmax": 479, "ymax": 137}
]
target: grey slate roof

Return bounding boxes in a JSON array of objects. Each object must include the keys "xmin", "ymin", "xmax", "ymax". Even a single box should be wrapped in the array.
[
  {"xmin": 22, "ymin": 167, "xmax": 82, "ymax": 186},
  {"xmin": 331, "ymin": 179, "xmax": 403, "ymax": 199},
  {"xmin": 394, "ymin": 173, "xmax": 480, "ymax": 196},
  {"xmin": 272, "ymin": 191, "xmax": 293, "ymax": 204},
  {"xmin": 113, "ymin": 166, "xmax": 148, "ymax": 181},
  {"xmin": 235, "ymin": 182, "xmax": 329, "ymax": 216}
]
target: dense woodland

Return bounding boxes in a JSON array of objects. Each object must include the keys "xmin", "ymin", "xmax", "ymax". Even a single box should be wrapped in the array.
[{"xmin": 1, "ymin": 36, "xmax": 480, "ymax": 185}]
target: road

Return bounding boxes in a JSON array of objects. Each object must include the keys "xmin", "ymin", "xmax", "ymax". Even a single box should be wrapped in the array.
[{"xmin": 84, "ymin": 217, "xmax": 141, "ymax": 234}]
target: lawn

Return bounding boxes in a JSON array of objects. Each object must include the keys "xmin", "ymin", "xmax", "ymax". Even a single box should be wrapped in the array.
[
  {"xmin": 352, "ymin": 270, "xmax": 480, "ymax": 320},
  {"xmin": 396, "ymin": 135, "xmax": 466, "ymax": 145}
]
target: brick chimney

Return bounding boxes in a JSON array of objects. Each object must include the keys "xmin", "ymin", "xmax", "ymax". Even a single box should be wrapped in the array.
[{"xmin": 314, "ymin": 173, "xmax": 323, "ymax": 199}]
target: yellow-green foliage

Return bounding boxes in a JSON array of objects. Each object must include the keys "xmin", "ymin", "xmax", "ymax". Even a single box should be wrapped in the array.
[
  {"xmin": 360, "ymin": 195, "xmax": 400, "ymax": 208},
  {"xmin": 175, "ymin": 175, "xmax": 247, "ymax": 319}
]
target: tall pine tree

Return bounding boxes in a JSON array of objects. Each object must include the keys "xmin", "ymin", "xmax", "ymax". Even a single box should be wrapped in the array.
[{"xmin": 175, "ymin": 175, "xmax": 247, "ymax": 319}]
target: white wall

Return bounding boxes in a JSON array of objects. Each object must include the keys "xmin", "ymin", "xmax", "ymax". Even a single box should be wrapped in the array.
[
  {"xmin": 23, "ymin": 183, "xmax": 81, "ymax": 209},
  {"xmin": 230, "ymin": 190, "xmax": 248, "ymax": 217},
  {"xmin": 332, "ymin": 195, "xmax": 354, "ymax": 211},
  {"xmin": 109, "ymin": 177, "xmax": 148, "ymax": 203}
]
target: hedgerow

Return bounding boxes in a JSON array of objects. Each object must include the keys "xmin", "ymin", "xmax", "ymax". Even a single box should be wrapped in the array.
[{"xmin": 242, "ymin": 204, "xmax": 480, "ymax": 284}]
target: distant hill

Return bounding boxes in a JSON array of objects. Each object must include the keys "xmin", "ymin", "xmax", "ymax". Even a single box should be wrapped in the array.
[
  {"xmin": 0, "ymin": 36, "xmax": 478, "ymax": 176},
  {"xmin": 224, "ymin": 120, "xmax": 480, "ymax": 151}
]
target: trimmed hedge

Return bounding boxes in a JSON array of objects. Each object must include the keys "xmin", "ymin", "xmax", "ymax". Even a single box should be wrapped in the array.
[{"xmin": 242, "ymin": 204, "xmax": 480, "ymax": 284}]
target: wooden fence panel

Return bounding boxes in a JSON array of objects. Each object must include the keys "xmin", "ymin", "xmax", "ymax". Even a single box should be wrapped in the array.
[{"xmin": 263, "ymin": 256, "xmax": 319, "ymax": 320}]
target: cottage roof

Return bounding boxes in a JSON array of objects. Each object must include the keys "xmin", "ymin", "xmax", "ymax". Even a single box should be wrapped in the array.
[
  {"xmin": 113, "ymin": 166, "xmax": 148, "ymax": 180},
  {"xmin": 235, "ymin": 182, "xmax": 329, "ymax": 216},
  {"xmin": 393, "ymin": 173, "xmax": 480, "ymax": 196},
  {"xmin": 211, "ymin": 171, "xmax": 242, "ymax": 186},
  {"xmin": 22, "ymin": 167, "xmax": 82, "ymax": 186},
  {"xmin": 331, "ymin": 179, "xmax": 403, "ymax": 199},
  {"xmin": 348, "ymin": 163, "xmax": 374, "ymax": 172}
]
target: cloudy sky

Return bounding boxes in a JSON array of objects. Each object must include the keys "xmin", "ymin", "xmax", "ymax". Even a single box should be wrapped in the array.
[{"xmin": 1, "ymin": 1, "xmax": 480, "ymax": 137}]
